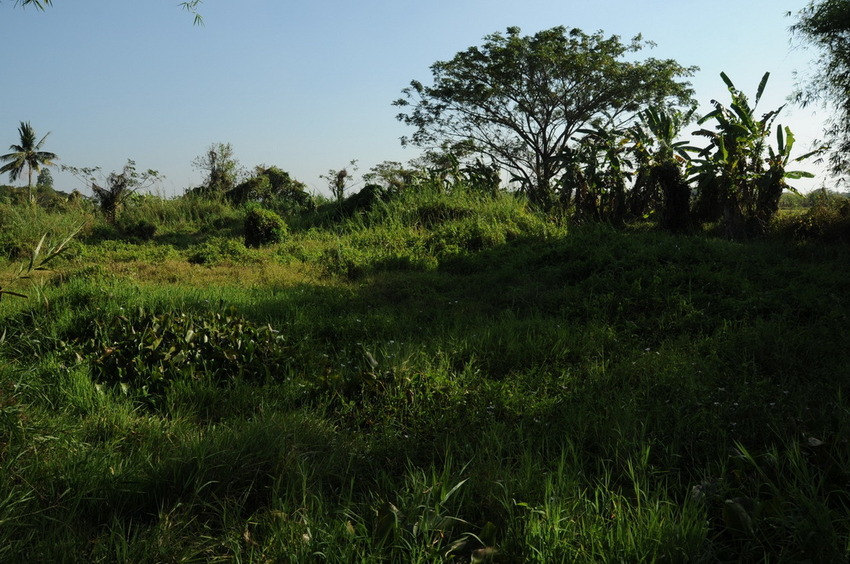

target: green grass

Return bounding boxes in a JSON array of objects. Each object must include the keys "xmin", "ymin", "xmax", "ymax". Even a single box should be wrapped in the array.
[{"xmin": 0, "ymin": 186, "xmax": 849, "ymax": 561}]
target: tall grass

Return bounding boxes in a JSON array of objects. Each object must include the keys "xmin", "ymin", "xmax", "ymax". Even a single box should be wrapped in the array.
[{"xmin": 0, "ymin": 202, "xmax": 92, "ymax": 260}]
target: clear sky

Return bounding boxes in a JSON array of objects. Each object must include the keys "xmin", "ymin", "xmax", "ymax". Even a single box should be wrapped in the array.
[{"xmin": 0, "ymin": 0, "xmax": 831, "ymax": 196}]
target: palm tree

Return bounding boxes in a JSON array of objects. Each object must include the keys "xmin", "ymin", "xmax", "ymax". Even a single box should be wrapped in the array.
[{"xmin": 0, "ymin": 121, "xmax": 58, "ymax": 202}]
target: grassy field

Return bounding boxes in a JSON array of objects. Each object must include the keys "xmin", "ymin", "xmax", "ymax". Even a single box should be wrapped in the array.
[{"xmin": 1, "ymin": 186, "xmax": 849, "ymax": 562}]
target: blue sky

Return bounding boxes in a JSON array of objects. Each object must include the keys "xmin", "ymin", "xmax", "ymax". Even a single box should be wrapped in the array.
[{"xmin": 0, "ymin": 0, "xmax": 831, "ymax": 196}]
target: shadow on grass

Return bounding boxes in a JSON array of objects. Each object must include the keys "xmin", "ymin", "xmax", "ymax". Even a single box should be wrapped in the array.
[{"xmin": 4, "ymin": 226, "xmax": 850, "ymax": 561}]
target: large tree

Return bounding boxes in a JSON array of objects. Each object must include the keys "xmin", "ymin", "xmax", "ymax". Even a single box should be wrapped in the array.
[
  {"xmin": 0, "ymin": 121, "xmax": 57, "ymax": 202},
  {"xmin": 790, "ymin": 0, "xmax": 850, "ymax": 174},
  {"xmin": 394, "ymin": 26, "xmax": 696, "ymax": 208}
]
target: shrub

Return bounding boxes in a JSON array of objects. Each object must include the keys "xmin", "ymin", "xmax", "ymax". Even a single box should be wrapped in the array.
[
  {"xmin": 119, "ymin": 219, "xmax": 157, "ymax": 241},
  {"xmin": 187, "ymin": 236, "xmax": 261, "ymax": 265},
  {"xmin": 786, "ymin": 196, "xmax": 850, "ymax": 242},
  {"xmin": 228, "ymin": 167, "xmax": 315, "ymax": 215},
  {"xmin": 341, "ymin": 184, "xmax": 389, "ymax": 216},
  {"xmin": 244, "ymin": 207, "xmax": 287, "ymax": 248},
  {"xmin": 318, "ymin": 242, "xmax": 370, "ymax": 279}
]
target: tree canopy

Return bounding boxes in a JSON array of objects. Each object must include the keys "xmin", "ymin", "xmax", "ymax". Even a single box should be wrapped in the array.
[
  {"xmin": 790, "ymin": 0, "xmax": 850, "ymax": 174},
  {"xmin": 394, "ymin": 26, "xmax": 696, "ymax": 207}
]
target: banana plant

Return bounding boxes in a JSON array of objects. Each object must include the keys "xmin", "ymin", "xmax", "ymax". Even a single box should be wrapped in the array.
[
  {"xmin": 561, "ymin": 121, "xmax": 634, "ymax": 225},
  {"xmin": 690, "ymin": 72, "xmax": 822, "ymax": 238},
  {"xmin": 628, "ymin": 106, "xmax": 698, "ymax": 231},
  {"xmin": 755, "ymin": 124, "xmax": 821, "ymax": 227}
]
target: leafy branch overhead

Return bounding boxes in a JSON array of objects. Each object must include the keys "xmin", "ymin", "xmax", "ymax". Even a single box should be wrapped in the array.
[
  {"xmin": 789, "ymin": 0, "xmax": 850, "ymax": 174},
  {"xmin": 12, "ymin": 0, "xmax": 52, "ymax": 9},
  {"xmin": 13, "ymin": 0, "xmax": 204, "ymax": 24}
]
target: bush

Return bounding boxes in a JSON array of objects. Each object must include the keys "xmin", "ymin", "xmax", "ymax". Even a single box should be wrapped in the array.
[
  {"xmin": 340, "ymin": 184, "xmax": 390, "ymax": 216},
  {"xmin": 244, "ymin": 207, "xmax": 287, "ymax": 248},
  {"xmin": 786, "ymin": 196, "xmax": 850, "ymax": 242},
  {"xmin": 119, "ymin": 219, "xmax": 157, "ymax": 241},
  {"xmin": 188, "ymin": 236, "xmax": 261, "ymax": 265}
]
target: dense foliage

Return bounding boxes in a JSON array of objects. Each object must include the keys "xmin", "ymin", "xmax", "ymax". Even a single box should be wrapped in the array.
[
  {"xmin": 394, "ymin": 27, "xmax": 821, "ymax": 240},
  {"xmin": 791, "ymin": 0, "xmax": 850, "ymax": 174},
  {"xmin": 395, "ymin": 26, "xmax": 696, "ymax": 208},
  {"xmin": 72, "ymin": 307, "xmax": 292, "ymax": 400},
  {"xmin": 691, "ymin": 73, "xmax": 820, "ymax": 239},
  {"xmin": 229, "ymin": 166, "xmax": 315, "ymax": 212}
]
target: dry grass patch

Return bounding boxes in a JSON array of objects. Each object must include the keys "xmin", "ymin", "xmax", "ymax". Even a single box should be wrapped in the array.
[{"xmin": 112, "ymin": 259, "xmax": 326, "ymax": 289}]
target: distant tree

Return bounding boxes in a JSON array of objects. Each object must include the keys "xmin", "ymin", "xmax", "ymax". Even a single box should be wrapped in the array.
[
  {"xmin": 192, "ymin": 142, "xmax": 242, "ymax": 196},
  {"xmin": 35, "ymin": 166, "xmax": 54, "ymax": 190},
  {"xmin": 0, "ymin": 121, "xmax": 57, "ymax": 203},
  {"xmin": 395, "ymin": 26, "xmax": 696, "ymax": 208},
  {"xmin": 363, "ymin": 161, "xmax": 422, "ymax": 193},
  {"xmin": 321, "ymin": 160, "xmax": 358, "ymax": 204},
  {"xmin": 407, "ymin": 144, "xmax": 503, "ymax": 194},
  {"xmin": 790, "ymin": 0, "xmax": 850, "ymax": 174},
  {"xmin": 63, "ymin": 160, "xmax": 161, "ymax": 223},
  {"xmin": 228, "ymin": 166, "xmax": 314, "ymax": 212}
]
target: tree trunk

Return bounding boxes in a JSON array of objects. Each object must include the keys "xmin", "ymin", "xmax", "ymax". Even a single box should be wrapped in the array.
[
  {"xmin": 723, "ymin": 196, "xmax": 747, "ymax": 241},
  {"xmin": 657, "ymin": 161, "xmax": 691, "ymax": 234},
  {"xmin": 608, "ymin": 179, "xmax": 626, "ymax": 227},
  {"xmin": 752, "ymin": 168, "xmax": 785, "ymax": 237}
]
